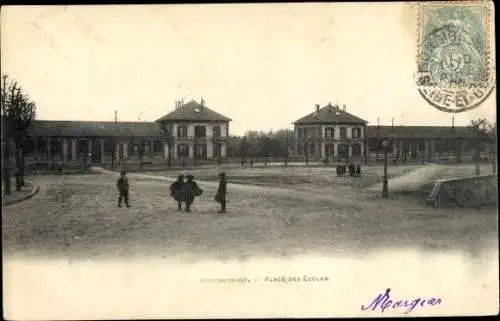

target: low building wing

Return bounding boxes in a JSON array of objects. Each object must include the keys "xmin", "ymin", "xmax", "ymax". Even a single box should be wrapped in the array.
[
  {"xmin": 365, "ymin": 125, "xmax": 477, "ymax": 139},
  {"xmin": 27, "ymin": 120, "xmax": 162, "ymax": 138}
]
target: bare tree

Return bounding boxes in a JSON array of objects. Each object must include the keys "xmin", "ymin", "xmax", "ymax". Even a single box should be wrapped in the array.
[
  {"xmin": 305, "ymin": 141, "xmax": 309, "ymax": 165},
  {"xmin": 128, "ymin": 136, "xmax": 145, "ymax": 168},
  {"xmin": 159, "ymin": 123, "xmax": 174, "ymax": 168},
  {"xmin": 1, "ymin": 75, "xmax": 37, "ymax": 195},
  {"xmin": 489, "ymin": 122, "xmax": 497, "ymax": 173}
]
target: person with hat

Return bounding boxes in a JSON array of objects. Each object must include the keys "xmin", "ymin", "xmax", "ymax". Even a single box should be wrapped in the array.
[
  {"xmin": 169, "ymin": 175, "xmax": 185, "ymax": 211},
  {"xmin": 183, "ymin": 174, "xmax": 202, "ymax": 213},
  {"xmin": 215, "ymin": 172, "xmax": 227, "ymax": 213},
  {"xmin": 116, "ymin": 170, "xmax": 130, "ymax": 208}
]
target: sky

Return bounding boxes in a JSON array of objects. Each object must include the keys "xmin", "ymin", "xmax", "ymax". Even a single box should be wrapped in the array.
[{"xmin": 1, "ymin": 3, "xmax": 496, "ymax": 136}]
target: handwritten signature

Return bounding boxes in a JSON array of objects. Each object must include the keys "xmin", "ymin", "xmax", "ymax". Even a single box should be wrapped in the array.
[{"xmin": 361, "ymin": 288, "xmax": 442, "ymax": 314}]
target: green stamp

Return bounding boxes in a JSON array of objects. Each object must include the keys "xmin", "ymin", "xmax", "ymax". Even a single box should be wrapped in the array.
[{"xmin": 415, "ymin": 1, "xmax": 495, "ymax": 113}]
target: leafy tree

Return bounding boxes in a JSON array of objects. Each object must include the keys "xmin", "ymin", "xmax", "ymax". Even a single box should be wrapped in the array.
[{"xmin": 1, "ymin": 75, "xmax": 37, "ymax": 195}]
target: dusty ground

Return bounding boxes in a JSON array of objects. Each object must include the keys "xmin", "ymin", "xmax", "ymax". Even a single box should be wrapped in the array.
[{"xmin": 2, "ymin": 165, "xmax": 497, "ymax": 262}]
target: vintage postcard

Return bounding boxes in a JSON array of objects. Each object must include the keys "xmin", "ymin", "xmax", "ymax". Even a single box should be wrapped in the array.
[{"xmin": 1, "ymin": 2, "xmax": 497, "ymax": 320}]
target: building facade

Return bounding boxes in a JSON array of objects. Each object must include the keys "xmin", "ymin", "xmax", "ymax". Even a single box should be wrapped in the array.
[
  {"xmin": 293, "ymin": 103, "xmax": 477, "ymax": 162},
  {"xmin": 23, "ymin": 100, "xmax": 232, "ymax": 165},
  {"xmin": 293, "ymin": 103, "xmax": 368, "ymax": 161}
]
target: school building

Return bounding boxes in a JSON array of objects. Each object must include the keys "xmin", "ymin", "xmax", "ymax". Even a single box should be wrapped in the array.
[
  {"xmin": 293, "ymin": 103, "xmax": 478, "ymax": 162},
  {"xmin": 23, "ymin": 100, "xmax": 232, "ymax": 165}
]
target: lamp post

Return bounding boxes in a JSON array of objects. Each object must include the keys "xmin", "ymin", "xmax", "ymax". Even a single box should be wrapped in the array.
[{"xmin": 382, "ymin": 138, "xmax": 389, "ymax": 198}]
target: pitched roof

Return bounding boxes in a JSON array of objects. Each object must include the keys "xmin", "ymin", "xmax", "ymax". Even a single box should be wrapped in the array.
[
  {"xmin": 156, "ymin": 100, "xmax": 232, "ymax": 122},
  {"xmin": 28, "ymin": 120, "xmax": 162, "ymax": 137},
  {"xmin": 365, "ymin": 125, "xmax": 477, "ymax": 139},
  {"xmin": 294, "ymin": 104, "xmax": 367, "ymax": 125}
]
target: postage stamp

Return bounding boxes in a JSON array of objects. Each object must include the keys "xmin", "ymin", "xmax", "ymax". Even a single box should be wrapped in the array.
[{"xmin": 415, "ymin": 1, "xmax": 496, "ymax": 113}]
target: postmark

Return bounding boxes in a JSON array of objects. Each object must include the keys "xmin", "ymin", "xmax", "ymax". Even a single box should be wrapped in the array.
[{"xmin": 415, "ymin": 1, "xmax": 495, "ymax": 113}]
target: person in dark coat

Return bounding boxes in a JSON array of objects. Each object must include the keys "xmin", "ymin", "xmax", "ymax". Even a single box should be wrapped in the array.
[
  {"xmin": 356, "ymin": 165, "xmax": 361, "ymax": 177},
  {"xmin": 169, "ymin": 175, "xmax": 185, "ymax": 211},
  {"xmin": 117, "ymin": 170, "xmax": 130, "ymax": 208},
  {"xmin": 183, "ymin": 174, "xmax": 202, "ymax": 212},
  {"xmin": 348, "ymin": 163, "xmax": 355, "ymax": 177},
  {"xmin": 215, "ymin": 172, "xmax": 227, "ymax": 213}
]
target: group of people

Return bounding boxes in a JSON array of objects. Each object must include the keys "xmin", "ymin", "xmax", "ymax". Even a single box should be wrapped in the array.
[
  {"xmin": 336, "ymin": 163, "xmax": 362, "ymax": 177},
  {"xmin": 116, "ymin": 170, "xmax": 228, "ymax": 213}
]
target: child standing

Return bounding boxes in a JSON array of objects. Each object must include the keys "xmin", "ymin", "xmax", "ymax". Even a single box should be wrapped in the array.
[
  {"xmin": 183, "ymin": 175, "xmax": 202, "ymax": 213},
  {"xmin": 117, "ymin": 170, "xmax": 130, "ymax": 208},
  {"xmin": 215, "ymin": 172, "xmax": 227, "ymax": 213},
  {"xmin": 169, "ymin": 175, "xmax": 185, "ymax": 211}
]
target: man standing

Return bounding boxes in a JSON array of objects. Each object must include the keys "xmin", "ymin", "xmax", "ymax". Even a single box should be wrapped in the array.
[
  {"xmin": 117, "ymin": 170, "xmax": 130, "ymax": 208},
  {"xmin": 215, "ymin": 172, "xmax": 227, "ymax": 213}
]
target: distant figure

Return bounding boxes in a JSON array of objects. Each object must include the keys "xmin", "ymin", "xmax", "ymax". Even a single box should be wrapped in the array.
[
  {"xmin": 183, "ymin": 175, "xmax": 202, "ymax": 213},
  {"xmin": 356, "ymin": 164, "xmax": 361, "ymax": 177},
  {"xmin": 250, "ymin": 160, "xmax": 254, "ymax": 167},
  {"xmin": 348, "ymin": 163, "xmax": 356, "ymax": 177},
  {"xmin": 116, "ymin": 171, "xmax": 130, "ymax": 208},
  {"xmin": 241, "ymin": 158, "xmax": 245, "ymax": 167},
  {"xmin": 215, "ymin": 172, "xmax": 227, "ymax": 213},
  {"xmin": 169, "ymin": 175, "xmax": 185, "ymax": 211},
  {"xmin": 336, "ymin": 164, "xmax": 345, "ymax": 176},
  {"xmin": 14, "ymin": 168, "xmax": 22, "ymax": 191}
]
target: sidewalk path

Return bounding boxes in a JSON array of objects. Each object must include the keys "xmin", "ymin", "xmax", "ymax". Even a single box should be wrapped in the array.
[{"xmin": 2, "ymin": 181, "xmax": 40, "ymax": 207}]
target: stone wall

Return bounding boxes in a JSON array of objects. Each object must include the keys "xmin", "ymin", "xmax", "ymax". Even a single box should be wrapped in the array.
[{"xmin": 426, "ymin": 174, "xmax": 498, "ymax": 208}]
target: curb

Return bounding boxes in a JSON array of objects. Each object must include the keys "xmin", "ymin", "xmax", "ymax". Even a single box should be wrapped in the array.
[{"xmin": 2, "ymin": 180, "xmax": 40, "ymax": 207}]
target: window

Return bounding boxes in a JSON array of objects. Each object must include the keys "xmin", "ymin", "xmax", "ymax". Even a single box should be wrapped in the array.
[
  {"xmin": 152, "ymin": 140, "xmax": 162, "ymax": 153},
  {"xmin": 212, "ymin": 126, "xmax": 221, "ymax": 138},
  {"xmin": 144, "ymin": 141, "xmax": 151, "ymax": 154},
  {"xmin": 37, "ymin": 138, "xmax": 46, "ymax": 153},
  {"xmin": 352, "ymin": 127, "xmax": 362, "ymax": 138},
  {"xmin": 51, "ymin": 140, "xmax": 62, "ymax": 154},
  {"xmin": 78, "ymin": 140, "xmax": 88, "ymax": 154},
  {"xmin": 196, "ymin": 144, "xmax": 207, "ymax": 157},
  {"xmin": 298, "ymin": 143, "xmax": 304, "ymax": 155},
  {"xmin": 325, "ymin": 127, "xmax": 335, "ymax": 138},
  {"xmin": 340, "ymin": 127, "xmax": 347, "ymax": 139},
  {"xmin": 195, "ymin": 126, "xmax": 206, "ymax": 138},
  {"xmin": 177, "ymin": 125, "xmax": 187, "ymax": 137},
  {"xmin": 178, "ymin": 144, "xmax": 189, "ymax": 157},
  {"xmin": 352, "ymin": 144, "xmax": 362, "ymax": 156}
]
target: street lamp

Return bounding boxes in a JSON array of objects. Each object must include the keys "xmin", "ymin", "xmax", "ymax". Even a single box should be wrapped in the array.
[{"xmin": 382, "ymin": 138, "xmax": 390, "ymax": 198}]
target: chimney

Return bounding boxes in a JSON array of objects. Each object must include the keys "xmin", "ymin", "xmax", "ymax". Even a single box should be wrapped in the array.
[
  {"xmin": 315, "ymin": 104, "xmax": 320, "ymax": 112},
  {"xmin": 201, "ymin": 98, "xmax": 205, "ymax": 109},
  {"xmin": 114, "ymin": 110, "xmax": 117, "ymax": 124},
  {"xmin": 343, "ymin": 104, "xmax": 346, "ymax": 112}
]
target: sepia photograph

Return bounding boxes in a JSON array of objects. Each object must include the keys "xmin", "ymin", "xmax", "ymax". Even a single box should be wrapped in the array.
[{"xmin": 1, "ymin": 2, "xmax": 498, "ymax": 319}]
